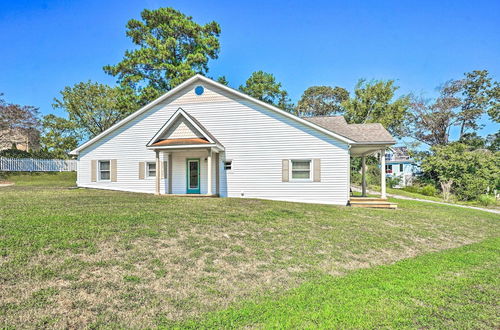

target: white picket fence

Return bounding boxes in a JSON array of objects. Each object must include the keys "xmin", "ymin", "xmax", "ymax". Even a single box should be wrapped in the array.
[{"xmin": 0, "ymin": 157, "xmax": 77, "ymax": 172}]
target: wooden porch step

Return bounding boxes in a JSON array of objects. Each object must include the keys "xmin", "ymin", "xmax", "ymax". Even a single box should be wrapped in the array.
[
  {"xmin": 350, "ymin": 197, "xmax": 388, "ymax": 202},
  {"xmin": 349, "ymin": 198, "xmax": 397, "ymax": 209},
  {"xmin": 349, "ymin": 203, "xmax": 397, "ymax": 209}
]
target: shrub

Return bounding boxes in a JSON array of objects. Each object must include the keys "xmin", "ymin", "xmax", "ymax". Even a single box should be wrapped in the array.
[
  {"xmin": 402, "ymin": 186, "xmax": 420, "ymax": 194},
  {"xmin": 0, "ymin": 148, "xmax": 59, "ymax": 159},
  {"xmin": 421, "ymin": 143, "xmax": 500, "ymax": 201},
  {"xmin": 387, "ymin": 176, "xmax": 401, "ymax": 188},
  {"xmin": 477, "ymin": 194, "xmax": 496, "ymax": 207},
  {"xmin": 0, "ymin": 149, "xmax": 31, "ymax": 158},
  {"xmin": 420, "ymin": 185, "xmax": 437, "ymax": 196}
]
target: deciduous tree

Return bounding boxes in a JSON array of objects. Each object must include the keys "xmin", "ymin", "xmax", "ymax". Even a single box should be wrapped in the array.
[
  {"xmin": 40, "ymin": 114, "xmax": 81, "ymax": 158},
  {"xmin": 421, "ymin": 143, "xmax": 499, "ymax": 201},
  {"xmin": 456, "ymin": 70, "xmax": 496, "ymax": 137},
  {"xmin": 407, "ymin": 70, "xmax": 498, "ymax": 146},
  {"xmin": 406, "ymin": 82, "xmax": 461, "ymax": 146},
  {"xmin": 296, "ymin": 86, "xmax": 349, "ymax": 117},
  {"xmin": 342, "ymin": 79, "xmax": 411, "ymax": 137},
  {"xmin": 0, "ymin": 93, "xmax": 40, "ymax": 149},
  {"xmin": 53, "ymin": 81, "xmax": 136, "ymax": 138},
  {"xmin": 239, "ymin": 71, "xmax": 294, "ymax": 112}
]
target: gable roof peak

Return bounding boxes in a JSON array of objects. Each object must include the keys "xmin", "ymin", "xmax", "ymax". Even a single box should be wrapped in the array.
[
  {"xmin": 147, "ymin": 107, "xmax": 223, "ymax": 149},
  {"xmin": 70, "ymin": 74, "xmax": 355, "ymax": 155}
]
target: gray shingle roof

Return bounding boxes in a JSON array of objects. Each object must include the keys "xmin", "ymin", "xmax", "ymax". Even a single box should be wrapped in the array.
[{"xmin": 304, "ymin": 116, "xmax": 395, "ymax": 144}]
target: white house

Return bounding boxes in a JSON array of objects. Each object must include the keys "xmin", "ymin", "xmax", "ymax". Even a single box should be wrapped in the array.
[{"xmin": 70, "ymin": 75, "xmax": 395, "ymax": 205}]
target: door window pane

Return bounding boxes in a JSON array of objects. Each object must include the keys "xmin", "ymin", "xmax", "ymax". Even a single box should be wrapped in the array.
[{"xmin": 189, "ymin": 161, "xmax": 198, "ymax": 188}]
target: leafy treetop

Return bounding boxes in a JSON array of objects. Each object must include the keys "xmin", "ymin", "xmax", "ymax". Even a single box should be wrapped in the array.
[
  {"xmin": 0, "ymin": 93, "xmax": 40, "ymax": 146},
  {"xmin": 53, "ymin": 81, "xmax": 136, "ymax": 139},
  {"xmin": 104, "ymin": 7, "xmax": 221, "ymax": 105},
  {"xmin": 239, "ymin": 71, "xmax": 294, "ymax": 112},
  {"xmin": 342, "ymin": 79, "xmax": 411, "ymax": 138},
  {"xmin": 296, "ymin": 86, "xmax": 349, "ymax": 117}
]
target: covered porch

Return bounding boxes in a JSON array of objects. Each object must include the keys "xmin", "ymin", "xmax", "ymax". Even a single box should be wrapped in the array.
[
  {"xmin": 303, "ymin": 116, "xmax": 397, "ymax": 208},
  {"xmin": 150, "ymin": 146, "xmax": 223, "ymax": 196},
  {"xmin": 349, "ymin": 144, "xmax": 397, "ymax": 209},
  {"xmin": 146, "ymin": 107, "xmax": 225, "ymax": 196}
]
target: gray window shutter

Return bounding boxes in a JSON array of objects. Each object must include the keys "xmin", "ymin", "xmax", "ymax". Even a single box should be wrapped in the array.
[
  {"xmin": 282, "ymin": 159, "xmax": 289, "ymax": 182},
  {"xmin": 91, "ymin": 160, "xmax": 97, "ymax": 182},
  {"xmin": 139, "ymin": 162, "xmax": 145, "ymax": 179},
  {"xmin": 313, "ymin": 158, "xmax": 321, "ymax": 182},
  {"xmin": 162, "ymin": 161, "xmax": 168, "ymax": 179},
  {"xmin": 111, "ymin": 159, "xmax": 117, "ymax": 182}
]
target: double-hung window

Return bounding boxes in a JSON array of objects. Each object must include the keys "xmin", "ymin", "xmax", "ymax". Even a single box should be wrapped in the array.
[
  {"xmin": 146, "ymin": 162, "xmax": 156, "ymax": 178},
  {"xmin": 291, "ymin": 160, "xmax": 311, "ymax": 180},
  {"xmin": 99, "ymin": 160, "xmax": 111, "ymax": 181}
]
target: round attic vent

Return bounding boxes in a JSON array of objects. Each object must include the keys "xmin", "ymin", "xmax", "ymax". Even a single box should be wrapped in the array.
[{"xmin": 195, "ymin": 85, "xmax": 204, "ymax": 95}]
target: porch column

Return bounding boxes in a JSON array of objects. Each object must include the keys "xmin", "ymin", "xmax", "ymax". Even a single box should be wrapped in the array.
[
  {"xmin": 207, "ymin": 148, "xmax": 213, "ymax": 195},
  {"xmin": 380, "ymin": 149, "xmax": 387, "ymax": 199},
  {"xmin": 361, "ymin": 155, "xmax": 367, "ymax": 197},
  {"xmin": 155, "ymin": 150, "xmax": 160, "ymax": 195}
]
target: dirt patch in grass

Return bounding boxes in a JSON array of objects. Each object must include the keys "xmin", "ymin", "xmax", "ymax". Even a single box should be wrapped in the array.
[{"xmin": 0, "ymin": 185, "xmax": 498, "ymax": 328}]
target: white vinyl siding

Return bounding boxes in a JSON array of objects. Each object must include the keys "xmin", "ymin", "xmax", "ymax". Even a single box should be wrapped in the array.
[{"xmin": 76, "ymin": 82, "xmax": 350, "ymax": 204}]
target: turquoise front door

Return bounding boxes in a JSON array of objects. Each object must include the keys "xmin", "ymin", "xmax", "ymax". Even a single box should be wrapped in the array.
[{"xmin": 186, "ymin": 158, "xmax": 200, "ymax": 194}]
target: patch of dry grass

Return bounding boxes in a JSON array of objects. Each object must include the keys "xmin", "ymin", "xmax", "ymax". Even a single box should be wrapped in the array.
[{"xmin": 0, "ymin": 183, "xmax": 498, "ymax": 328}]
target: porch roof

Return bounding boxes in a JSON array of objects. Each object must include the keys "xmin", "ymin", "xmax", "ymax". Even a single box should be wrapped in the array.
[
  {"xmin": 150, "ymin": 137, "xmax": 210, "ymax": 147},
  {"xmin": 303, "ymin": 116, "xmax": 395, "ymax": 144}
]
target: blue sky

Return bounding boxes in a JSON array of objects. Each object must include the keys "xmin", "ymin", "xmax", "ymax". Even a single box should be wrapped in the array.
[{"xmin": 0, "ymin": 0, "xmax": 498, "ymax": 140}]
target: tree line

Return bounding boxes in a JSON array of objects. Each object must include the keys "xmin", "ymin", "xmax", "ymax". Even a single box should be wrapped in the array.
[{"xmin": 1, "ymin": 7, "xmax": 498, "ymax": 201}]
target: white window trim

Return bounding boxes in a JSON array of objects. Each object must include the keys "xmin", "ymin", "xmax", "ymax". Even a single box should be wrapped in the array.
[
  {"xmin": 289, "ymin": 159, "xmax": 312, "ymax": 182},
  {"xmin": 146, "ymin": 161, "xmax": 156, "ymax": 178},
  {"xmin": 98, "ymin": 160, "xmax": 111, "ymax": 182}
]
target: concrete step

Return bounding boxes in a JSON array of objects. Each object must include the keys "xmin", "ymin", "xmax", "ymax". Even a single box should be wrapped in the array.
[{"xmin": 168, "ymin": 194, "xmax": 219, "ymax": 198}]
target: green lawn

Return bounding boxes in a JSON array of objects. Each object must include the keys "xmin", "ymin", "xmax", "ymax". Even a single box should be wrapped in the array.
[
  {"xmin": 2, "ymin": 171, "xmax": 77, "ymax": 187},
  {"xmin": 174, "ymin": 238, "xmax": 499, "ymax": 329},
  {"xmin": 1, "ymin": 173, "xmax": 499, "ymax": 328}
]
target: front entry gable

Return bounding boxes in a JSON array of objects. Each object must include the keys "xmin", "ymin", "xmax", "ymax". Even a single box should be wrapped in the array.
[
  {"xmin": 147, "ymin": 108, "xmax": 224, "ymax": 150},
  {"xmin": 160, "ymin": 117, "xmax": 204, "ymax": 140}
]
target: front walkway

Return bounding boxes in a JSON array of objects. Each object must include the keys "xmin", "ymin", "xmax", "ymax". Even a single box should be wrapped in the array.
[{"xmin": 352, "ymin": 186, "xmax": 500, "ymax": 215}]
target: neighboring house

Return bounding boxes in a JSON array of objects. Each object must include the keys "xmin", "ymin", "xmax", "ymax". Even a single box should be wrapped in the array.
[
  {"xmin": 384, "ymin": 146, "xmax": 421, "ymax": 187},
  {"xmin": 70, "ymin": 75, "xmax": 395, "ymax": 205},
  {"xmin": 0, "ymin": 128, "xmax": 40, "ymax": 152}
]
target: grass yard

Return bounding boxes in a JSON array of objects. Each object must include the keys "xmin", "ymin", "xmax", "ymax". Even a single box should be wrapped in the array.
[
  {"xmin": 175, "ymin": 238, "xmax": 499, "ymax": 328},
  {"xmin": 2, "ymin": 172, "xmax": 77, "ymax": 187},
  {"xmin": 1, "ymin": 173, "xmax": 499, "ymax": 328}
]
